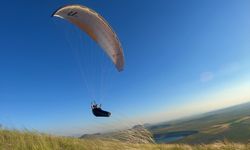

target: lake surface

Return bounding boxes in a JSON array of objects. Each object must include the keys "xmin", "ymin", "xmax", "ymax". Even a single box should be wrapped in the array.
[{"xmin": 154, "ymin": 130, "xmax": 198, "ymax": 143}]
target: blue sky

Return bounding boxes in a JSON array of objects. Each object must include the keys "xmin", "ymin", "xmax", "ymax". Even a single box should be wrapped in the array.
[{"xmin": 0, "ymin": 0, "xmax": 250, "ymax": 135}]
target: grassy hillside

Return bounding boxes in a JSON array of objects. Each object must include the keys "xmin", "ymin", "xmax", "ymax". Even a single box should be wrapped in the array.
[
  {"xmin": 148, "ymin": 102, "xmax": 250, "ymax": 144},
  {"xmin": 1, "ymin": 129, "xmax": 250, "ymax": 150},
  {"xmin": 80, "ymin": 125, "xmax": 155, "ymax": 144}
]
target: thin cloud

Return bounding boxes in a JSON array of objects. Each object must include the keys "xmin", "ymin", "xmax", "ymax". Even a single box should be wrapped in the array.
[
  {"xmin": 199, "ymin": 61, "xmax": 248, "ymax": 83},
  {"xmin": 200, "ymin": 71, "xmax": 214, "ymax": 82}
]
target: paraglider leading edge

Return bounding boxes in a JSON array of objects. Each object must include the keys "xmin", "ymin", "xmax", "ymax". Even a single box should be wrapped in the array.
[{"xmin": 51, "ymin": 4, "xmax": 125, "ymax": 72}]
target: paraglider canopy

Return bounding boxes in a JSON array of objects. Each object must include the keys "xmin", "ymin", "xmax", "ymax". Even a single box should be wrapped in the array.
[
  {"xmin": 52, "ymin": 4, "xmax": 124, "ymax": 117},
  {"xmin": 52, "ymin": 4, "xmax": 125, "ymax": 71}
]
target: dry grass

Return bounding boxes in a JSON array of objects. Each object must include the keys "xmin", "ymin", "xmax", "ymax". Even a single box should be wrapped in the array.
[{"xmin": 0, "ymin": 129, "xmax": 250, "ymax": 150}]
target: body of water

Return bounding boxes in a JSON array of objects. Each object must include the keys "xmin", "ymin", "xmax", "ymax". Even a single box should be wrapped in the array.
[{"xmin": 154, "ymin": 130, "xmax": 198, "ymax": 143}]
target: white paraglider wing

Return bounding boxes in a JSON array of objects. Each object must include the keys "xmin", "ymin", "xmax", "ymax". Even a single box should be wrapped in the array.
[{"xmin": 52, "ymin": 4, "xmax": 124, "ymax": 71}]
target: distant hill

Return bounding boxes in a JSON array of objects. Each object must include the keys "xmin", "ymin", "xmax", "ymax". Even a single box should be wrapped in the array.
[
  {"xmin": 147, "ymin": 101, "xmax": 250, "ymax": 144},
  {"xmin": 80, "ymin": 125, "xmax": 155, "ymax": 144},
  {"xmin": 80, "ymin": 102, "xmax": 250, "ymax": 144}
]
